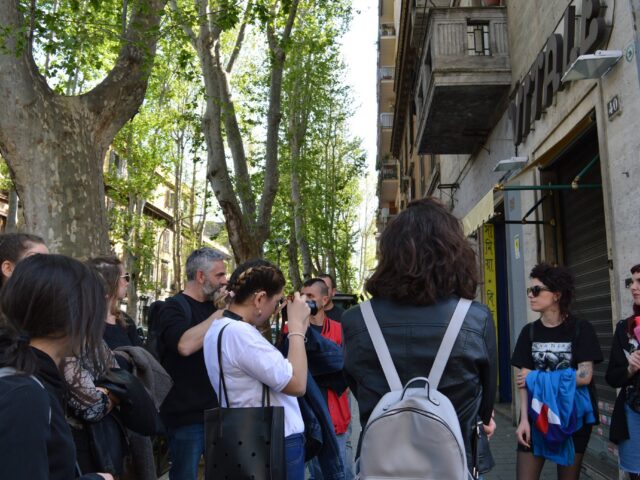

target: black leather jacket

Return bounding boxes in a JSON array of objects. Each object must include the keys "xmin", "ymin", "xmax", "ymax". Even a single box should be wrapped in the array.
[{"xmin": 342, "ymin": 296, "xmax": 497, "ymax": 466}]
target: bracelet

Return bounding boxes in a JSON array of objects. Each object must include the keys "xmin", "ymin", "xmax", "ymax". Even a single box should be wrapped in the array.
[{"xmin": 288, "ymin": 332, "xmax": 307, "ymax": 343}]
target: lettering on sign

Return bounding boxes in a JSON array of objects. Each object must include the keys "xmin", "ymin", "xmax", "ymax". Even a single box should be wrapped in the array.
[{"xmin": 510, "ymin": 0, "xmax": 610, "ymax": 146}]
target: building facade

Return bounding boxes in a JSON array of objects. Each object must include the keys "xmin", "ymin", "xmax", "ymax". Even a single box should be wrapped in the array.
[{"xmin": 377, "ymin": 0, "xmax": 640, "ymax": 477}]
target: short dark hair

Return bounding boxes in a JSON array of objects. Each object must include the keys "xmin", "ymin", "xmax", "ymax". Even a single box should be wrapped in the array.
[
  {"xmin": 228, "ymin": 259, "xmax": 285, "ymax": 305},
  {"xmin": 318, "ymin": 273, "xmax": 336, "ymax": 290},
  {"xmin": 303, "ymin": 278, "xmax": 329, "ymax": 296},
  {"xmin": 0, "ymin": 233, "xmax": 46, "ymax": 287},
  {"xmin": 0, "ymin": 254, "xmax": 109, "ymax": 375},
  {"xmin": 366, "ymin": 197, "xmax": 478, "ymax": 305},
  {"xmin": 529, "ymin": 263, "xmax": 575, "ymax": 316}
]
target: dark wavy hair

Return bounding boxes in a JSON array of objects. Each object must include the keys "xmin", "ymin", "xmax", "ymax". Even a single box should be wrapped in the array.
[
  {"xmin": 366, "ymin": 197, "xmax": 478, "ymax": 305},
  {"xmin": 227, "ymin": 259, "xmax": 286, "ymax": 305},
  {"xmin": 627, "ymin": 264, "xmax": 640, "ymax": 335},
  {"xmin": 529, "ymin": 263, "xmax": 575, "ymax": 317},
  {"xmin": 0, "ymin": 254, "xmax": 109, "ymax": 375}
]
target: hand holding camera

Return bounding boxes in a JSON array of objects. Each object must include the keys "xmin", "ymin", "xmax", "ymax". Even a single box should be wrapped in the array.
[{"xmin": 286, "ymin": 292, "xmax": 312, "ymax": 335}]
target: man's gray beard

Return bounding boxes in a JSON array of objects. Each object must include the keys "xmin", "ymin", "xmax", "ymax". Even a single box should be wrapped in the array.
[{"xmin": 202, "ymin": 280, "xmax": 221, "ymax": 301}]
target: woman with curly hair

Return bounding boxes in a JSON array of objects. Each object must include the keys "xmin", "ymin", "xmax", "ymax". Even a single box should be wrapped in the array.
[
  {"xmin": 606, "ymin": 263, "xmax": 640, "ymax": 479},
  {"xmin": 511, "ymin": 264, "xmax": 603, "ymax": 480},
  {"xmin": 342, "ymin": 197, "xmax": 498, "ymax": 477},
  {"xmin": 203, "ymin": 259, "xmax": 312, "ymax": 479}
]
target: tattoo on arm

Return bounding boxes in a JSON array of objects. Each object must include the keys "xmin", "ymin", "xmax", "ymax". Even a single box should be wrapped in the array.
[{"xmin": 577, "ymin": 361, "xmax": 593, "ymax": 379}]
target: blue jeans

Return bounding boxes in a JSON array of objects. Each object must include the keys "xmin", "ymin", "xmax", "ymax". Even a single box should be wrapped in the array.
[
  {"xmin": 285, "ymin": 433, "xmax": 305, "ymax": 479},
  {"xmin": 337, "ymin": 432, "xmax": 354, "ymax": 480},
  {"xmin": 167, "ymin": 423, "xmax": 204, "ymax": 480},
  {"xmin": 308, "ymin": 432, "xmax": 353, "ymax": 480}
]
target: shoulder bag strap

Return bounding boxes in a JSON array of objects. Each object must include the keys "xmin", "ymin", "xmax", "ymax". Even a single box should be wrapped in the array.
[
  {"xmin": 217, "ymin": 323, "xmax": 231, "ymax": 407},
  {"xmin": 174, "ymin": 293, "xmax": 192, "ymax": 321},
  {"xmin": 360, "ymin": 300, "xmax": 403, "ymax": 391},
  {"xmin": 428, "ymin": 298, "xmax": 472, "ymax": 390}
]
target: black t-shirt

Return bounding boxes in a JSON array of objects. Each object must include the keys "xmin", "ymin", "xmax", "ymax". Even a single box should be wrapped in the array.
[
  {"xmin": 325, "ymin": 304, "xmax": 345, "ymax": 322},
  {"xmin": 511, "ymin": 317, "xmax": 603, "ymax": 371},
  {"xmin": 159, "ymin": 293, "xmax": 217, "ymax": 428},
  {"xmin": 103, "ymin": 322, "xmax": 143, "ymax": 350}
]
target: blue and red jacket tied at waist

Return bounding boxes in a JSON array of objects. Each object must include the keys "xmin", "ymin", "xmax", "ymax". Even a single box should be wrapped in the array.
[{"xmin": 526, "ymin": 369, "xmax": 595, "ymax": 466}]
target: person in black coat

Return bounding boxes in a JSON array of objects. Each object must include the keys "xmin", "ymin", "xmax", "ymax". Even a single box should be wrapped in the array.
[
  {"xmin": 606, "ymin": 263, "xmax": 640, "ymax": 479},
  {"xmin": 342, "ymin": 198, "xmax": 497, "ymax": 478},
  {"xmin": 0, "ymin": 254, "xmax": 113, "ymax": 480}
]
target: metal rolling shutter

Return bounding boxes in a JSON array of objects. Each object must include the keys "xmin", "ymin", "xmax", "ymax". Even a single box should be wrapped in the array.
[{"xmin": 559, "ymin": 156, "xmax": 617, "ymax": 475}]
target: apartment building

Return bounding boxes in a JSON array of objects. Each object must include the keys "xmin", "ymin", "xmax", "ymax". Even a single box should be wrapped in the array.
[{"xmin": 376, "ymin": 0, "xmax": 640, "ymax": 476}]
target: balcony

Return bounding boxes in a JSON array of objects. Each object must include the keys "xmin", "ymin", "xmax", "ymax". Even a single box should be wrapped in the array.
[
  {"xmin": 380, "ymin": 113, "xmax": 394, "ymax": 129},
  {"xmin": 380, "ymin": 23, "xmax": 396, "ymax": 38},
  {"xmin": 379, "ymin": 66, "xmax": 395, "ymax": 81},
  {"xmin": 414, "ymin": 7, "xmax": 511, "ymax": 154},
  {"xmin": 379, "ymin": 161, "xmax": 399, "ymax": 202},
  {"xmin": 411, "ymin": 0, "xmax": 450, "ymax": 49}
]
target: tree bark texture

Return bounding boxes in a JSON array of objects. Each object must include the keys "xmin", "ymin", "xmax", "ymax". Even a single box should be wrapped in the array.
[{"xmin": 0, "ymin": 0, "xmax": 167, "ymax": 258}]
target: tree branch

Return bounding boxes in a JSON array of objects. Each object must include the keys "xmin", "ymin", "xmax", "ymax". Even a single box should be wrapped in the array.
[
  {"xmin": 82, "ymin": 0, "xmax": 169, "ymax": 147},
  {"xmin": 225, "ymin": 0, "xmax": 252, "ymax": 73},
  {"xmin": 168, "ymin": 0, "xmax": 197, "ymax": 47},
  {"xmin": 257, "ymin": 0, "xmax": 301, "ymax": 239}
]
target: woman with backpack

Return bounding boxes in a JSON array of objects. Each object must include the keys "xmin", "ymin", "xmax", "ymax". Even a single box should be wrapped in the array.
[
  {"xmin": 606, "ymin": 263, "xmax": 640, "ymax": 479},
  {"xmin": 511, "ymin": 264, "xmax": 602, "ymax": 480},
  {"xmin": 203, "ymin": 259, "xmax": 311, "ymax": 479},
  {"xmin": 342, "ymin": 198, "xmax": 497, "ymax": 479},
  {"xmin": 0, "ymin": 254, "xmax": 113, "ymax": 480}
]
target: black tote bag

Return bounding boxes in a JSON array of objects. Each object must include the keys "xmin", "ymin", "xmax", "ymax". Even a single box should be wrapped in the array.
[{"xmin": 204, "ymin": 323, "xmax": 286, "ymax": 480}]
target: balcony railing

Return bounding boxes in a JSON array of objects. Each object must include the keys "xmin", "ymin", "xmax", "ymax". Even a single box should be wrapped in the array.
[
  {"xmin": 381, "ymin": 162, "xmax": 398, "ymax": 180},
  {"xmin": 380, "ymin": 23, "xmax": 396, "ymax": 37},
  {"xmin": 379, "ymin": 66, "xmax": 395, "ymax": 81},
  {"xmin": 380, "ymin": 113, "xmax": 394, "ymax": 129}
]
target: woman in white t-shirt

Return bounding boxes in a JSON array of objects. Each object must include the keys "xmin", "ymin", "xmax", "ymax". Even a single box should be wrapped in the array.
[{"xmin": 204, "ymin": 259, "xmax": 310, "ymax": 479}]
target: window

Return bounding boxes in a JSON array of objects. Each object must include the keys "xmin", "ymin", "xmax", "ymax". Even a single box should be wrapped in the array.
[
  {"xmin": 161, "ymin": 230, "xmax": 171, "ymax": 254},
  {"xmin": 467, "ymin": 23, "xmax": 490, "ymax": 56},
  {"xmin": 160, "ymin": 261, "xmax": 169, "ymax": 290},
  {"xmin": 164, "ymin": 190, "xmax": 175, "ymax": 209}
]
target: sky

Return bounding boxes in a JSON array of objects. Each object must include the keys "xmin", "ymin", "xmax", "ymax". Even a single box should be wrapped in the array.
[
  {"xmin": 341, "ymin": 0, "xmax": 378, "ymax": 176},
  {"xmin": 340, "ymin": 0, "xmax": 378, "ymax": 284}
]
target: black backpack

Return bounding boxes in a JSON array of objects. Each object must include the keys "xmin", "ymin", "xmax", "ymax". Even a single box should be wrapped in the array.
[{"xmin": 145, "ymin": 294, "xmax": 192, "ymax": 362}]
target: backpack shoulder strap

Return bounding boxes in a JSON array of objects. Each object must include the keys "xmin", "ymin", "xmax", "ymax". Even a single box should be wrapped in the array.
[
  {"xmin": 173, "ymin": 293, "xmax": 192, "ymax": 320},
  {"xmin": 0, "ymin": 366, "xmax": 17, "ymax": 378},
  {"xmin": 360, "ymin": 300, "xmax": 402, "ymax": 391},
  {"xmin": 0, "ymin": 367, "xmax": 51, "ymax": 424},
  {"xmin": 428, "ymin": 298, "xmax": 472, "ymax": 390}
]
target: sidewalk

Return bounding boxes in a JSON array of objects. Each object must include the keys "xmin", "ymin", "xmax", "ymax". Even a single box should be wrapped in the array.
[
  {"xmin": 484, "ymin": 405, "xmax": 556, "ymax": 480},
  {"xmin": 485, "ymin": 404, "xmax": 611, "ymax": 480}
]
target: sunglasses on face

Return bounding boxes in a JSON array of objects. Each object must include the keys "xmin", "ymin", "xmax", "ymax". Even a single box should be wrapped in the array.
[
  {"xmin": 527, "ymin": 285, "xmax": 551, "ymax": 297},
  {"xmin": 121, "ymin": 273, "xmax": 131, "ymax": 282}
]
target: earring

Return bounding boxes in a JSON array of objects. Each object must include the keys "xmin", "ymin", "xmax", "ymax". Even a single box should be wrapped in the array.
[{"xmin": 258, "ymin": 309, "xmax": 262, "ymax": 316}]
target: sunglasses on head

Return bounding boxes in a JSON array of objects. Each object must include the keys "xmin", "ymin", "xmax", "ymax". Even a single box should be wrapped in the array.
[
  {"xmin": 527, "ymin": 285, "xmax": 551, "ymax": 297},
  {"xmin": 121, "ymin": 273, "xmax": 131, "ymax": 282}
]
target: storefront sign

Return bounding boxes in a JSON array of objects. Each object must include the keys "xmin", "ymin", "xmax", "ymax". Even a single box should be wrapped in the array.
[
  {"xmin": 510, "ymin": 0, "xmax": 610, "ymax": 145},
  {"xmin": 483, "ymin": 224, "xmax": 498, "ymax": 337}
]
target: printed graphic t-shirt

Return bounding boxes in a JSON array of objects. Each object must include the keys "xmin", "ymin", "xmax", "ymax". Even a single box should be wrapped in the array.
[{"xmin": 511, "ymin": 317, "xmax": 603, "ymax": 372}]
